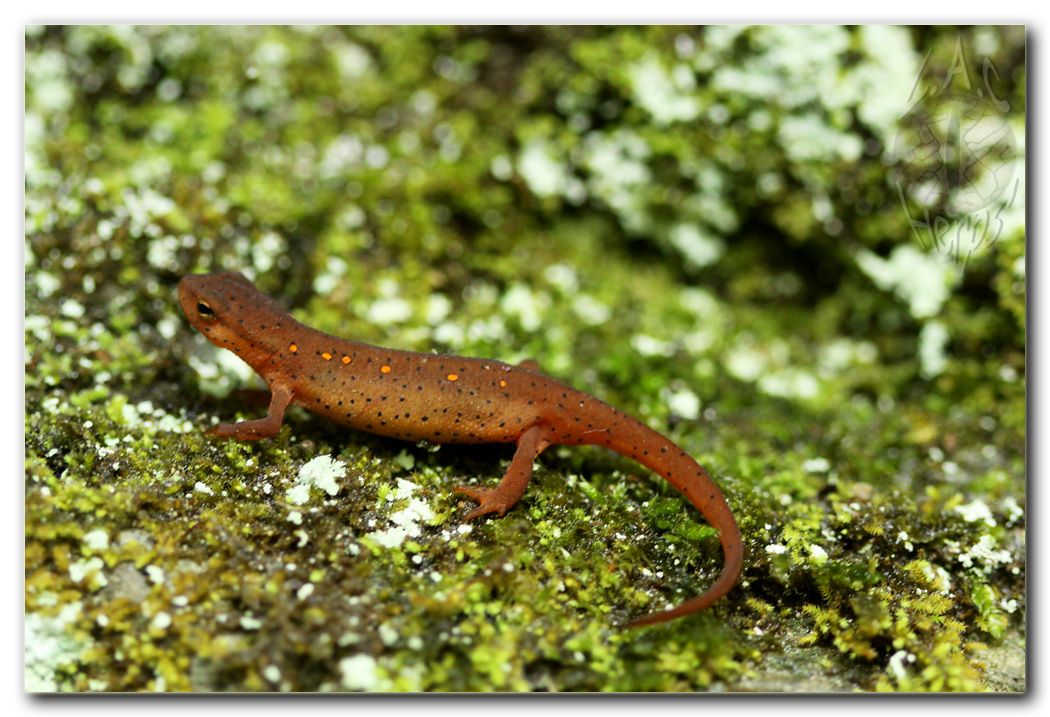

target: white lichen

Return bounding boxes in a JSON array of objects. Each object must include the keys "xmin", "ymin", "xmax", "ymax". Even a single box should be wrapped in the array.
[
  {"xmin": 366, "ymin": 479, "xmax": 436, "ymax": 549},
  {"xmin": 665, "ymin": 387, "xmax": 701, "ymax": 420},
  {"xmin": 286, "ymin": 455, "xmax": 346, "ymax": 505},
  {"xmin": 803, "ymin": 457, "xmax": 831, "ymax": 473},
  {"xmin": 68, "ymin": 557, "xmax": 107, "ymax": 590},
  {"xmin": 517, "ymin": 139, "xmax": 570, "ymax": 198},
  {"xmin": 25, "ymin": 602, "xmax": 91, "ymax": 692},
  {"xmin": 339, "ymin": 654, "xmax": 382, "ymax": 691},
  {"xmin": 668, "ymin": 223, "xmax": 725, "ymax": 268},
  {"xmin": 82, "ymin": 529, "xmax": 109, "ymax": 552},
  {"xmin": 919, "ymin": 321, "xmax": 950, "ymax": 379},
  {"xmin": 958, "ymin": 534, "xmax": 1012, "ymax": 572},
  {"xmin": 629, "ymin": 55, "xmax": 700, "ymax": 125},
  {"xmin": 856, "ymin": 246, "xmax": 958, "ymax": 319},
  {"xmin": 953, "ymin": 499, "xmax": 997, "ymax": 527}
]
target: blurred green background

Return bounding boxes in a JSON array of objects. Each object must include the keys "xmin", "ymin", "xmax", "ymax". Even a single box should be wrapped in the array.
[{"xmin": 25, "ymin": 26, "xmax": 1025, "ymax": 692}]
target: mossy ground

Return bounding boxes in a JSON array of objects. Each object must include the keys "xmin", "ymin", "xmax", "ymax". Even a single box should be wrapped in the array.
[{"xmin": 25, "ymin": 26, "xmax": 1025, "ymax": 692}]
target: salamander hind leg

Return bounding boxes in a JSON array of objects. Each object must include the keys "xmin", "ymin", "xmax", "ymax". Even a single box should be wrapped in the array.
[
  {"xmin": 206, "ymin": 383, "xmax": 293, "ymax": 441},
  {"xmin": 455, "ymin": 425, "xmax": 551, "ymax": 521}
]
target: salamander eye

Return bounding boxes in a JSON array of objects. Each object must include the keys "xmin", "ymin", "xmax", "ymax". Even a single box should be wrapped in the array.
[{"xmin": 196, "ymin": 301, "xmax": 216, "ymax": 319}]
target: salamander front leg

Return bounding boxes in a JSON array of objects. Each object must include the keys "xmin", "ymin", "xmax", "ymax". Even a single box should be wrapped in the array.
[
  {"xmin": 207, "ymin": 383, "xmax": 293, "ymax": 441},
  {"xmin": 455, "ymin": 425, "xmax": 551, "ymax": 521}
]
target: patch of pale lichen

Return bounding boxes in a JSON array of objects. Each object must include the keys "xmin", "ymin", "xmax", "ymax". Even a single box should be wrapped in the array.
[{"xmin": 25, "ymin": 26, "xmax": 1024, "ymax": 692}]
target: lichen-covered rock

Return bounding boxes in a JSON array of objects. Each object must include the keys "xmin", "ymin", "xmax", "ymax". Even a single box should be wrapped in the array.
[{"xmin": 25, "ymin": 25, "xmax": 1024, "ymax": 692}]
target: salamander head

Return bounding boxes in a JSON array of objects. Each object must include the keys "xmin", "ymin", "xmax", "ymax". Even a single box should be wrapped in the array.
[{"xmin": 178, "ymin": 272, "xmax": 290, "ymax": 362}]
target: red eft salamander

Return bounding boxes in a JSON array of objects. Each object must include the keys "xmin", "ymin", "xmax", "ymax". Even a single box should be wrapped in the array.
[{"xmin": 178, "ymin": 271, "xmax": 742, "ymax": 626}]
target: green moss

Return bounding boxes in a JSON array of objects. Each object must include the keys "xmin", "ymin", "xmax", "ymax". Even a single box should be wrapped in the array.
[{"xmin": 25, "ymin": 26, "xmax": 1024, "ymax": 692}]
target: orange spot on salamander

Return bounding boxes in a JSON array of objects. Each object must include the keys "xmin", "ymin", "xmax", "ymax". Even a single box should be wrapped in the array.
[
  {"xmin": 288, "ymin": 343, "xmax": 298, "ymax": 353},
  {"xmin": 322, "ymin": 352, "xmax": 333, "ymax": 361},
  {"xmin": 447, "ymin": 373, "xmax": 459, "ymax": 382},
  {"xmin": 342, "ymin": 356, "xmax": 351, "ymax": 364},
  {"xmin": 499, "ymin": 380, "xmax": 507, "ymax": 388},
  {"xmin": 381, "ymin": 365, "xmax": 392, "ymax": 374}
]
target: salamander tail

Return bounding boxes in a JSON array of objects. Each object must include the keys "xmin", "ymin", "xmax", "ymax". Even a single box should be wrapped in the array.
[{"xmin": 582, "ymin": 409, "xmax": 743, "ymax": 627}]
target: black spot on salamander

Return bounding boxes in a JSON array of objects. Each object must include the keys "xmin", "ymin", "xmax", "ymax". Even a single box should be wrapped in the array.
[{"xmin": 421, "ymin": 416, "xmax": 429, "ymax": 422}]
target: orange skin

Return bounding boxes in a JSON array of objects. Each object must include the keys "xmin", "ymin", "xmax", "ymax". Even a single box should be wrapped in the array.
[{"xmin": 178, "ymin": 271, "xmax": 742, "ymax": 626}]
